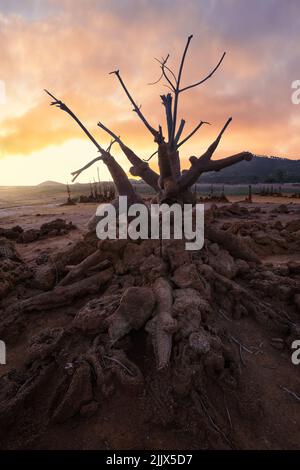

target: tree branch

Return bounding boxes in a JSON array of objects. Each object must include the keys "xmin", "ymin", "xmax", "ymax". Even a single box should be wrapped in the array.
[
  {"xmin": 180, "ymin": 51, "xmax": 226, "ymax": 93},
  {"xmin": 101, "ymin": 153, "xmax": 138, "ymax": 198},
  {"xmin": 97, "ymin": 121, "xmax": 121, "ymax": 143},
  {"xmin": 45, "ymin": 89, "xmax": 106, "ymax": 153},
  {"xmin": 109, "ymin": 70, "xmax": 160, "ymax": 141},
  {"xmin": 155, "ymin": 55, "xmax": 177, "ymax": 92},
  {"xmin": 162, "ymin": 63, "xmax": 177, "ymax": 86},
  {"xmin": 199, "ymin": 117, "xmax": 232, "ymax": 163},
  {"xmin": 71, "ymin": 152, "xmax": 137, "ymax": 197},
  {"xmin": 143, "ymin": 149, "xmax": 158, "ymax": 162},
  {"xmin": 121, "ymin": 144, "xmax": 160, "ymax": 191},
  {"xmin": 174, "ymin": 119, "xmax": 186, "ymax": 144},
  {"xmin": 160, "ymin": 93, "xmax": 173, "ymax": 142},
  {"xmin": 98, "ymin": 122, "xmax": 159, "ymax": 192},
  {"xmin": 71, "ymin": 156, "xmax": 103, "ymax": 182},
  {"xmin": 177, "ymin": 120, "xmax": 210, "ymax": 149},
  {"xmin": 45, "ymin": 90, "xmax": 138, "ymax": 198},
  {"xmin": 178, "ymin": 117, "xmax": 247, "ymax": 189},
  {"xmin": 171, "ymin": 34, "xmax": 193, "ymax": 146},
  {"xmin": 179, "ymin": 151, "xmax": 252, "ymax": 190},
  {"xmin": 205, "ymin": 152, "xmax": 253, "ymax": 172}
]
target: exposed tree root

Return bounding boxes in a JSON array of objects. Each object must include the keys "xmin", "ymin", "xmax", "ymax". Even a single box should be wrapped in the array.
[
  {"xmin": 58, "ymin": 249, "xmax": 109, "ymax": 286},
  {"xmin": 0, "ymin": 210, "xmax": 300, "ymax": 449},
  {"xmin": 7, "ymin": 268, "xmax": 113, "ymax": 314},
  {"xmin": 151, "ymin": 277, "xmax": 176, "ymax": 369}
]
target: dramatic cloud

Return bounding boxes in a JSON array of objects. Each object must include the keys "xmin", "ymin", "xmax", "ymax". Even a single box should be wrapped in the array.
[{"xmin": 0, "ymin": 0, "xmax": 299, "ymax": 184}]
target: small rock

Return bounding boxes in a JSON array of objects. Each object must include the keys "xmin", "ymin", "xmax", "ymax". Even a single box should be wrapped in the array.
[
  {"xmin": 140, "ymin": 254, "xmax": 167, "ymax": 281},
  {"xmin": 273, "ymin": 265, "xmax": 289, "ymax": 276},
  {"xmin": 208, "ymin": 249, "xmax": 237, "ymax": 279},
  {"xmin": 73, "ymin": 294, "xmax": 120, "ymax": 334},
  {"xmin": 172, "ymin": 263, "xmax": 204, "ymax": 290},
  {"xmin": 235, "ymin": 259, "xmax": 250, "ymax": 274},
  {"xmin": 34, "ymin": 265, "xmax": 56, "ymax": 290},
  {"xmin": 285, "ymin": 220, "xmax": 300, "ymax": 232},
  {"xmin": 108, "ymin": 286, "xmax": 155, "ymax": 340},
  {"xmin": 20, "ymin": 229, "xmax": 40, "ymax": 243},
  {"xmin": 272, "ymin": 204, "xmax": 289, "ymax": 214},
  {"xmin": 165, "ymin": 239, "xmax": 190, "ymax": 270}
]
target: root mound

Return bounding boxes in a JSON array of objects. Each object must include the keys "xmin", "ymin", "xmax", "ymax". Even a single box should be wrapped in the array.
[{"xmin": 0, "ymin": 210, "xmax": 300, "ymax": 450}]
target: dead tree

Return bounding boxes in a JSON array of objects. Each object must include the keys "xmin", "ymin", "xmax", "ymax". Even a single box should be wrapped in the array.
[
  {"xmin": 66, "ymin": 183, "xmax": 71, "ymax": 202},
  {"xmin": 45, "ymin": 35, "xmax": 252, "ymax": 207}
]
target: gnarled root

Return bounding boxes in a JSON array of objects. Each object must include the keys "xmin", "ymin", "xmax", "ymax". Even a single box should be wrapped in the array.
[
  {"xmin": 58, "ymin": 249, "xmax": 110, "ymax": 286},
  {"xmin": 51, "ymin": 363, "xmax": 94, "ymax": 423},
  {"xmin": 7, "ymin": 268, "xmax": 113, "ymax": 314},
  {"xmin": 151, "ymin": 277, "xmax": 177, "ymax": 370},
  {"xmin": 206, "ymin": 226, "xmax": 260, "ymax": 264}
]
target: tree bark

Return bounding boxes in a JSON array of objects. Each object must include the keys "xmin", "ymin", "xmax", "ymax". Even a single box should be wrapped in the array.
[
  {"xmin": 179, "ymin": 151, "xmax": 252, "ymax": 191},
  {"xmin": 119, "ymin": 142, "xmax": 160, "ymax": 192}
]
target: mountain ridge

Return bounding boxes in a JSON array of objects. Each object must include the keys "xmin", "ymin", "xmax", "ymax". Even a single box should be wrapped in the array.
[{"xmin": 198, "ymin": 154, "xmax": 300, "ymax": 183}]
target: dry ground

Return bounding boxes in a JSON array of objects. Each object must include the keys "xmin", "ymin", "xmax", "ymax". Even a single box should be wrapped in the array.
[{"xmin": 0, "ymin": 187, "xmax": 300, "ymax": 450}]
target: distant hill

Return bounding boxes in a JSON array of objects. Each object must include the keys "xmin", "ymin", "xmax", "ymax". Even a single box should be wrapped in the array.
[
  {"xmin": 199, "ymin": 155, "xmax": 300, "ymax": 184},
  {"xmin": 37, "ymin": 180, "xmax": 65, "ymax": 187},
  {"xmin": 36, "ymin": 156, "xmax": 300, "ymax": 188}
]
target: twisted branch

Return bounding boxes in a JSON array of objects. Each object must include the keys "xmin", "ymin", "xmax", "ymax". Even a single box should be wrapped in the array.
[
  {"xmin": 179, "ymin": 117, "xmax": 251, "ymax": 189},
  {"xmin": 45, "ymin": 90, "xmax": 138, "ymax": 198},
  {"xmin": 109, "ymin": 70, "xmax": 160, "ymax": 141},
  {"xmin": 98, "ymin": 122, "xmax": 159, "ymax": 191},
  {"xmin": 44, "ymin": 90, "xmax": 106, "ymax": 154},
  {"xmin": 180, "ymin": 52, "xmax": 226, "ymax": 93},
  {"xmin": 177, "ymin": 120, "xmax": 210, "ymax": 148},
  {"xmin": 156, "ymin": 55, "xmax": 177, "ymax": 92}
]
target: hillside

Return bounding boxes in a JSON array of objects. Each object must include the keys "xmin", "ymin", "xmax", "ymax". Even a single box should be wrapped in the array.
[
  {"xmin": 37, "ymin": 180, "xmax": 65, "ymax": 187},
  {"xmin": 199, "ymin": 155, "xmax": 300, "ymax": 184}
]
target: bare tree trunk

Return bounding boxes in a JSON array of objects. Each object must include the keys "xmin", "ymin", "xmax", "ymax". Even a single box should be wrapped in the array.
[
  {"xmin": 118, "ymin": 142, "xmax": 160, "ymax": 192},
  {"xmin": 101, "ymin": 153, "xmax": 138, "ymax": 199}
]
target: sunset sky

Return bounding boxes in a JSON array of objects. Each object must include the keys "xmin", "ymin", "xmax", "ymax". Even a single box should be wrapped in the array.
[{"xmin": 0, "ymin": 0, "xmax": 300, "ymax": 186}]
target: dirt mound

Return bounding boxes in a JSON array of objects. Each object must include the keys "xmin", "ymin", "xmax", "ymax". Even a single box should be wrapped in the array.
[
  {"xmin": 0, "ymin": 207, "xmax": 300, "ymax": 450},
  {"xmin": 0, "ymin": 238, "xmax": 32, "ymax": 300},
  {"xmin": 0, "ymin": 219, "xmax": 76, "ymax": 244}
]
